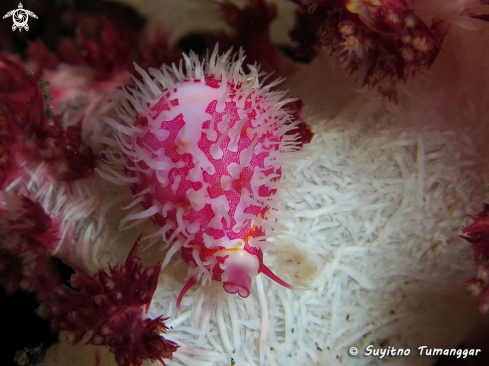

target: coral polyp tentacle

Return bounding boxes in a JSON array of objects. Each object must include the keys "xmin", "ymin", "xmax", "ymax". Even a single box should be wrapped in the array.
[{"xmin": 98, "ymin": 46, "xmax": 308, "ymax": 301}]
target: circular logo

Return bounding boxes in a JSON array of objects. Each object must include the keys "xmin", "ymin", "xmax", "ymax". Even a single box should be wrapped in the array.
[
  {"xmin": 12, "ymin": 9, "xmax": 28, "ymax": 28},
  {"xmin": 349, "ymin": 347, "xmax": 358, "ymax": 356},
  {"xmin": 3, "ymin": 4, "xmax": 38, "ymax": 32}
]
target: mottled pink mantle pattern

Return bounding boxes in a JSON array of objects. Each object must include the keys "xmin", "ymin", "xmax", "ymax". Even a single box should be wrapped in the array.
[{"xmin": 99, "ymin": 49, "xmax": 307, "ymax": 305}]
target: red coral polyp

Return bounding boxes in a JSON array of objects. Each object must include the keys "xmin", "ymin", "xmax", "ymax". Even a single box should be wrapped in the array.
[
  {"xmin": 215, "ymin": 0, "xmax": 298, "ymax": 76},
  {"xmin": 87, "ymin": 309, "xmax": 174, "ymax": 366},
  {"xmin": 291, "ymin": 0, "xmax": 450, "ymax": 101},
  {"xmin": 461, "ymin": 204, "xmax": 489, "ymax": 314},
  {"xmin": 461, "ymin": 204, "xmax": 489, "ymax": 262},
  {"xmin": 40, "ymin": 236, "xmax": 178, "ymax": 366},
  {"xmin": 0, "ymin": 195, "xmax": 62, "ymax": 300},
  {"xmin": 0, "ymin": 54, "xmax": 97, "ymax": 183},
  {"xmin": 98, "ymin": 47, "xmax": 308, "ymax": 306},
  {"xmin": 8, "ymin": 195, "xmax": 60, "ymax": 251}
]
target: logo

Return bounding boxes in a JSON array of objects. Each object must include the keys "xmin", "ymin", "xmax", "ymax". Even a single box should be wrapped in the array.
[{"xmin": 3, "ymin": 3, "xmax": 37, "ymax": 32}]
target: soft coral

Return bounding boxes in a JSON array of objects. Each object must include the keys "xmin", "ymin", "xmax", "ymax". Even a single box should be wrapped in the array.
[
  {"xmin": 39, "ymin": 235, "xmax": 178, "ymax": 366},
  {"xmin": 214, "ymin": 0, "xmax": 297, "ymax": 76},
  {"xmin": 461, "ymin": 204, "xmax": 489, "ymax": 314},
  {"xmin": 290, "ymin": 0, "xmax": 450, "ymax": 102},
  {"xmin": 0, "ymin": 194, "xmax": 62, "ymax": 300},
  {"xmin": 0, "ymin": 54, "xmax": 97, "ymax": 183}
]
